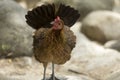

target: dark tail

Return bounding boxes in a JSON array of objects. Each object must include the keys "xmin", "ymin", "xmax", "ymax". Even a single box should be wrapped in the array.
[
  {"xmin": 25, "ymin": 3, "xmax": 80, "ymax": 29},
  {"xmin": 56, "ymin": 4, "xmax": 80, "ymax": 27}
]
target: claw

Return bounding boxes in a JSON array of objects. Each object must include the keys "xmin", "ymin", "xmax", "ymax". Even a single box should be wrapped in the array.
[{"xmin": 48, "ymin": 75, "xmax": 60, "ymax": 80}]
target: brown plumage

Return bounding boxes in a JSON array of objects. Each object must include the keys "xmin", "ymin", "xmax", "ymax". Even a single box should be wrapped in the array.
[{"xmin": 25, "ymin": 3, "xmax": 80, "ymax": 80}]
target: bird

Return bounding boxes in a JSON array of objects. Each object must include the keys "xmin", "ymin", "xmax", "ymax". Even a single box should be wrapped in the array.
[{"xmin": 25, "ymin": 3, "xmax": 80, "ymax": 80}]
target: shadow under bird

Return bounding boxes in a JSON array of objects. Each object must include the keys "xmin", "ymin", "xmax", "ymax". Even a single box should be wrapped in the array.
[{"xmin": 25, "ymin": 3, "xmax": 80, "ymax": 80}]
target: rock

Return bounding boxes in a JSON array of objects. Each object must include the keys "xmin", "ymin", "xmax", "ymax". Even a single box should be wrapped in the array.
[
  {"xmin": 14, "ymin": 0, "xmax": 41, "ymax": 9},
  {"xmin": 105, "ymin": 70, "xmax": 120, "ymax": 80},
  {"xmin": 0, "ymin": 56, "xmax": 94, "ymax": 80},
  {"xmin": 12, "ymin": 56, "xmax": 33, "ymax": 68},
  {"xmin": 0, "ymin": 74, "xmax": 21, "ymax": 80},
  {"xmin": 0, "ymin": 0, "xmax": 33, "ymax": 58},
  {"xmin": 65, "ymin": 75, "xmax": 94, "ymax": 80},
  {"xmin": 104, "ymin": 40, "xmax": 120, "ymax": 52},
  {"xmin": 113, "ymin": 0, "xmax": 120, "ymax": 13},
  {"xmin": 81, "ymin": 11, "xmax": 120, "ymax": 43}
]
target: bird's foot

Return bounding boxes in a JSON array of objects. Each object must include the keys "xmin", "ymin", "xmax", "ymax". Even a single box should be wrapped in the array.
[{"xmin": 48, "ymin": 75, "xmax": 60, "ymax": 80}]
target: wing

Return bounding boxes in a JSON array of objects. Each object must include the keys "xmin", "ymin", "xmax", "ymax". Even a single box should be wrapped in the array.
[
  {"xmin": 64, "ymin": 26, "xmax": 76, "ymax": 50},
  {"xmin": 33, "ymin": 28, "xmax": 48, "ymax": 47}
]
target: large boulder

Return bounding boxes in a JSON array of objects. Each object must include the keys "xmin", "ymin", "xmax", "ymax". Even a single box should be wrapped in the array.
[
  {"xmin": 104, "ymin": 40, "xmax": 120, "ymax": 52},
  {"xmin": 0, "ymin": 0, "xmax": 33, "ymax": 58},
  {"xmin": 112, "ymin": 0, "xmax": 120, "ymax": 13},
  {"xmin": 14, "ymin": 0, "xmax": 41, "ymax": 9},
  {"xmin": 105, "ymin": 70, "xmax": 120, "ymax": 80},
  {"xmin": 81, "ymin": 11, "xmax": 120, "ymax": 43}
]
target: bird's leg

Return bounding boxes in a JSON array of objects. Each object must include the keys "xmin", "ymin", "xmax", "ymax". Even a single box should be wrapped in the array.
[
  {"xmin": 43, "ymin": 62, "xmax": 47, "ymax": 80},
  {"xmin": 49, "ymin": 62, "xmax": 60, "ymax": 80},
  {"xmin": 51, "ymin": 62, "xmax": 55, "ymax": 80}
]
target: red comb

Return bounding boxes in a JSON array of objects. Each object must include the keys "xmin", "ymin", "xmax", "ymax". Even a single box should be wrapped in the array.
[
  {"xmin": 57, "ymin": 16, "xmax": 60, "ymax": 20},
  {"xmin": 55, "ymin": 16, "xmax": 60, "ymax": 22}
]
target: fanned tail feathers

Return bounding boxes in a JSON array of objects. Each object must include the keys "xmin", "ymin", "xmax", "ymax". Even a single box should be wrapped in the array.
[
  {"xmin": 56, "ymin": 4, "xmax": 80, "ymax": 27},
  {"xmin": 25, "ymin": 3, "xmax": 80, "ymax": 29}
]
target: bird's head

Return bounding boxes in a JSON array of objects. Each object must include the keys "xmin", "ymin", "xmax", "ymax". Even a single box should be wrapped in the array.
[{"xmin": 51, "ymin": 16, "xmax": 64, "ymax": 30}]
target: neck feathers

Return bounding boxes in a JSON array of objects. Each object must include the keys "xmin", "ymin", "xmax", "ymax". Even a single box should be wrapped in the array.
[{"xmin": 46, "ymin": 28, "xmax": 65, "ymax": 46}]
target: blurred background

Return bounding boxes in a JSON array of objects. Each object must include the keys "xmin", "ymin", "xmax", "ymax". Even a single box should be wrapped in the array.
[{"xmin": 0, "ymin": 0, "xmax": 120, "ymax": 80}]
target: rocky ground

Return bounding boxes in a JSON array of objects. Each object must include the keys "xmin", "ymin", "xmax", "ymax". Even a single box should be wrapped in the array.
[
  {"xmin": 0, "ymin": 0, "xmax": 120, "ymax": 80},
  {"xmin": 0, "ymin": 22, "xmax": 120, "ymax": 80}
]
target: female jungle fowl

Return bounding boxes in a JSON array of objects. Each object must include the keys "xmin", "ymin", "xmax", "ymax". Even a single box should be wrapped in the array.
[{"xmin": 25, "ymin": 3, "xmax": 80, "ymax": 80}]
